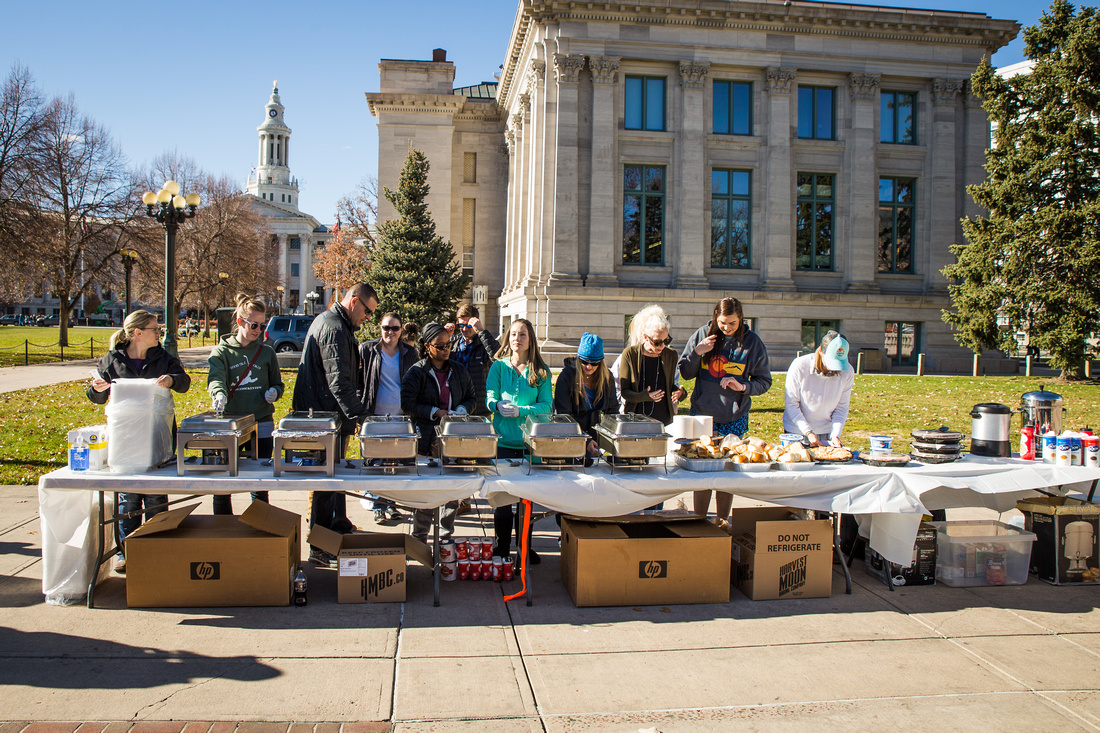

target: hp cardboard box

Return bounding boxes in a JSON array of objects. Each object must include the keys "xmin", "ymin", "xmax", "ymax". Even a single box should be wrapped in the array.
[
  {"xmin": 308, "ymin": 525, "xmax": 433, "ymax": 603},
  {"xmin": 1017, "ymin": 497, "xmax": 1100, "ymax": 585},
  {"xmin": 729, "ymin": 507, "xmax": 833, "ymax": 600},
  {"xmin": 865, "ymin": 522, "xmax": 937, "ymax": 587},
  {"xmin": 125, "ymin": 501, "xmax": 301, "ymax": 607},
  {"xmin": 560, "ymin": 514, "xmax": 731, "ymax": 607}
]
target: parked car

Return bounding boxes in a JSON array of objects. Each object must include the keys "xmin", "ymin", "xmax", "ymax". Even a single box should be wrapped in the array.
[
  {"xmin": 37, "ymin": 315, "xmax": 72, "ymax": 327},
  {"xmin": 264, "ymin": 314, "xmax": 315, "ymax": 352},
  {"xmin": 0, "ymin": 315, "xmax": 19, "ymax": 326}
]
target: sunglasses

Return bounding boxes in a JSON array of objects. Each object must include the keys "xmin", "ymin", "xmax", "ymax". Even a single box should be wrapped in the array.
[
  {"xmin": 381, "ymin": 325, "xmax": 401, "ymax": 332},
  {"xmin": 353, "ymin": 297, "xmax": 374, "ymax": 318},
  {"xmin": 238, "ymin": 319, "xmax": 265, "ymax": 331},
  {"xmin": 578, "ymin": 358, "xmax": 602, "ymax": 367},
  {"xmin": 458, "ymin": 323, "xmax": 474, "ymax": 329},
  {"xmin": 429, "ymin": 341, "xmax": 452, "ymax": 351},
  {"xmin": 647, "ymin": 335, "xmax": 673, "ymax": 347}
]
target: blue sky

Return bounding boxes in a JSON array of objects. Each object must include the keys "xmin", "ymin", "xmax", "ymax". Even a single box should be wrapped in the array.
[{"xmin": 4, "ymin": 0, "xmax": 1047, "ymax": 225}]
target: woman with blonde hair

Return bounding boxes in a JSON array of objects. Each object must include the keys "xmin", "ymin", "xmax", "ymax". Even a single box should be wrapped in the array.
[
  {"xmin": 618, "ymin": 305, "xmax": 685, "ymax": 426},
  {"xmin": 207, "ymin": 294, "xmax": 285, "ymax": 514},
  {"xmin": 87, "ymin": 309, "xmax": 191, "ymax": 573}
]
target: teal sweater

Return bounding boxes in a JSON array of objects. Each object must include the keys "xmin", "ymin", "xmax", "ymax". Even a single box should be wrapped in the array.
[
  {"xmin": 207, "ymin": 336, "xmax": 285, "ymax": 423},
  {"xmin": 485, "ymin": 359, "xmax": 552, "ymax": 449}
]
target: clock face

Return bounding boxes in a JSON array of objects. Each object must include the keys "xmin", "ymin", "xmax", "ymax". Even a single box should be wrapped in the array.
[{"xmin": 269, "ymin": 109, "xmax": 277, "ymax": 118}]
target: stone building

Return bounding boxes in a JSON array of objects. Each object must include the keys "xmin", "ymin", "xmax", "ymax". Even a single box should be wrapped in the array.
[
  {"xmin": 369, "ymin": 1, "xmax": 1020, "ymax": 371},
  {"xmin": 247, "ymin": 83, "xmax": 333, "ymax": 314}
]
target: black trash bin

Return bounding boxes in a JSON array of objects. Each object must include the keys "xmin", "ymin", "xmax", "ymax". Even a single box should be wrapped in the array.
[{"xmin": 216, "ymin": 307, "xmax": 237, "ymax": 342}]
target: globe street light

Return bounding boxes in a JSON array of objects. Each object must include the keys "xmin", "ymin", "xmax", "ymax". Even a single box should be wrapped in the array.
[
  {"xmin": 276, "ymin": 285, "xmax": 285, "ymax": 315},
  {"xmin": 119, "ymin": 249, "xmax": 138, "ymax": 317},
  {"xmin": 305, "ymin": 290, "xmax": 320, "ymax": 316},
  {"xmin": 142, "ymin": 180, "xmax": 199, "ymax": 355}
]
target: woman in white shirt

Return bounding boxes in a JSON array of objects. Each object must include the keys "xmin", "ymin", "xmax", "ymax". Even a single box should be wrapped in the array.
[{"xmin": 782, "ymin": 331, "xmax": 855, "ymax": 447}]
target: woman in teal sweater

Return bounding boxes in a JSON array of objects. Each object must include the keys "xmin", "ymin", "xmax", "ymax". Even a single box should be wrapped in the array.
[
  {"xmin": 207, "ymin": 294, "xmax": 285, "ymax": 513},
  {"xmin": 486, "ymin": 318, "xmax": 551, "ymax": 561}
]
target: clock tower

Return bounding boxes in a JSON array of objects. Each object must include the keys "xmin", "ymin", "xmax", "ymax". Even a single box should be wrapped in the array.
[{"xmin": 246, "ymin": 81, "xmax": 300, "ymax": 210}]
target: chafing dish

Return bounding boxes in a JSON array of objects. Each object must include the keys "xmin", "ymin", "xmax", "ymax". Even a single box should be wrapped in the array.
[
  {"xmin": 594, "ymin": 413, "xmax": 671, "ymax": 473},
  {"xmin": 358, "ymin": 415, "xmax": 419, "ymax": 474},
  {"xmin": 176, "ymin": 412, "xmax": 258, "ymax": 476},
  {"xmin": 272, "ymin": 410, "xmax": 339, "ymax": 477},
  {"xmin": 522, "ymin": 414, "xmax": 588, "ymax": 473},
  {"xmin": 435, "ymin": 415, "xmax": 499, "ymax": 474}
]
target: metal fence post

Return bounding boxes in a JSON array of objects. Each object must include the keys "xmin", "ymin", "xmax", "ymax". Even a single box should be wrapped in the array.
[
  {"xmin": 90, "ymin": 337, "xmax": 94, "ymax": 359},
  {"xmin": 917, "ymin": 353, "xmax": 925, "ymax": 377},
  {"xmin": 24, "ymin": 339, "xmax": 28, "ymax": 366},
  {"xmin": 59, "ymin": 341, "xmax": 64, "ymax": 362}
]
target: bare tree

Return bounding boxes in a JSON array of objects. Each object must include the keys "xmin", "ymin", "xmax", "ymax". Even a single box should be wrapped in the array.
[
  {"xmin": 334, "ymin": 175, "xmax": 378, "ymax": 245},
  {"xmin": 312, "ymin": 222, "xmax": 369, "ymax": 304},
  {"xmin": 0, "ymin": 64, "xmax": 45, "ymax": 307}
]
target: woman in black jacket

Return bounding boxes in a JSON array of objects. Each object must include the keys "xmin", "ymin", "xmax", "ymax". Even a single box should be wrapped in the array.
[
  {"xmin": 553, "ymin": 332, "xmax": 616, "ymax": 465},
  {"xmin": 400, "ymin": 322, "xmax": 476, "ymax": 542},
  {"xmin": 87, "ymin": 309, "xmax": 191, "ymax": 574}
]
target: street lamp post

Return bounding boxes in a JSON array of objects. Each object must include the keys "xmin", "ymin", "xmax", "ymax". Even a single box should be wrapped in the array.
[
  {"xmin": 218, "ymin": 271, "xmax": 229, "ymax": 307},
  {"xmin": 276, "ymin": 285, "xmax": 284, "ymax": 315},
  {"xmin": 120, "ymin": 249, "xmax": 137, "ymax": 318},
  {"xmin": 142, "ymin": 180, "xmax": 200, "ymax": 355},
  {"xmin": 306, "ymin": 290, "xmax": 320, "ymax": 317}
]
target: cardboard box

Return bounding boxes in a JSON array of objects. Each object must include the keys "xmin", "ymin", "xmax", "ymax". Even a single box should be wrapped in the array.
[
  {"xmin": 1017, "ymin": 497, "xmax": 1100, "ymax": 585},
  {"xmin": 67, "ymin": 424, "xmax": 108, "ymax": 471},
  {"xmin": 728, "ymin": 507, "xmax": 833, "ymax": 600},
  {"xmin": 865, "ymin": 522, "xmax": 937, "ymax": 587},
  {"xmin": 308, "ymin": 525, "xmax": 433, "ymax": 603},
  {"xmin": 125, "ymin": 501, "xmax": 301, "ymax": 607},
  {"xmin": 559, "ymin": 514, "xmax": 731, "ymax": 607}
]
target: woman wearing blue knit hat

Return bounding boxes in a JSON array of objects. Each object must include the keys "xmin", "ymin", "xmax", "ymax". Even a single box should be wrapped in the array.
[{"xmin": 553, "ymin": 332, "xmax": 616, "ymax": 465}]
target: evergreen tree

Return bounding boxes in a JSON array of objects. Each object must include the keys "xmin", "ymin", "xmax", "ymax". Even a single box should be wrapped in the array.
[
  {"xmin": 366, "ymin": 149, "xmax": 469, "ymax": 337},
  {"xmin": 943, "ymin": 0, "xmax": 1100, "ymax": 378}
]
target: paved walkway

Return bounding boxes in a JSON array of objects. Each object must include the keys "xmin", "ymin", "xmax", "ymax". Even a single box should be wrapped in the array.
[{"xmin": 0, "ymin": 346, "xmax": 214, "ymax": 394}]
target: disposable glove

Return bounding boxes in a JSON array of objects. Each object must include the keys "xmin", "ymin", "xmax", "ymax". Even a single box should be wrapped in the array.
[
  {"xmin": 452, "ymin": 405, "xmax": 467, "ymax": 416},
  {"xmin": 212, "ymin": 394, "xmax": 227, "ymax": 413},
  {"xmin": 264, "ymin": 387, "xmax": 279, "ymax": 403}
]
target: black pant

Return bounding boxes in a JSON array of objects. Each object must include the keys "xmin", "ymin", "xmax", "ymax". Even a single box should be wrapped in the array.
[
  {"xmin": 493, "ymin": 446, "xmax": 531, "ymax": 556},
  {"xmin": 309, "ymin": 435, "xmax": 354, "ymax": 536},
  {"xmin": 213, "ymin": 435, "xmax": 274, "ymax": 515}
]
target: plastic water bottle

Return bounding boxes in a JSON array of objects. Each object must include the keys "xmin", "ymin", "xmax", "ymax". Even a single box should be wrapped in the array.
[
  {"xmin": 293, "ymin": 566, "xmax": 308, "ymax": 606},
  {"xmin": 69, "ymin": 438, "xmax": 89, "ymax": 472}
]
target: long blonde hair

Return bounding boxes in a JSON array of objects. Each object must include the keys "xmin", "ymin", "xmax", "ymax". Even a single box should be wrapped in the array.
[
  {"xmin": 233, "ymin": 293, "xmax": 266, "ymax": 338},
  {"xmin": 108, "ymin": 310, "xmax": 158, "ymax": 350},
  {"xmin": 573, "ymin": 359, "xmax": 609, "ymax": 404},
  {"xmin": 494, "ymin": 318, "xmax": 548, "ymax": 387}
]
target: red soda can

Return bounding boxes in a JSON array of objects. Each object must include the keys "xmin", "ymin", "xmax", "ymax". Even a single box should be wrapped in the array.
[
  {"xmin": 502, "ymin": 556, "xmax": 515, "ymax": 582},
  {"xmin": 491, "ymin": 557, "xmax": 503, "ymax": 582},
  {"xmin": 1020, "ymin": 425, "xmax": 1035, "ymax": 460},
  {"xmin": 481, "ymin": 539, "xmax": 494, "ymax": 561},
  {"xmin": 455, "ymin": 539, "xmax": 468, "ymax": 561},
  {"xmin": 457, "ymin": 559, "xmax": 470, "ymax": 581}
]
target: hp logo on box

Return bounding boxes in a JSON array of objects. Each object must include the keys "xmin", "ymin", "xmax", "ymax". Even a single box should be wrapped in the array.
[
  {"xmin": 639, "ymin": 560, "xmax": 667, "ymax": 578},
  {"xmin": 190, "ymin": 562, "xmax": 221, "ymax": 580}
]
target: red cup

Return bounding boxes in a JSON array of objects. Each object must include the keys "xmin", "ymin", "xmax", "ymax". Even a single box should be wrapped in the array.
[
  {"xmin": 481, "ymin": 539, "xmax": 494, "ymax": 561},
  {"xmin": 502, "ymin": 556, "xmax": 515, "ymax": 582},
  {"xmin": 457, "ymin": 559, "xmax": 470, "ymax": 581},
  {"xmin": 492, "ymin": 557, "xmax": 503, "ymax": 582},
  {"xmin": 455, "ymin": 539, "xmax": 468, "ymax": 561}
]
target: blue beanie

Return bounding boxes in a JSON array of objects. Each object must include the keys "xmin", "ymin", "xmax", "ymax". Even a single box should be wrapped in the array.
[{"xmin": 577, "ymin": 332, "xmax": 604, "ymax": 361}]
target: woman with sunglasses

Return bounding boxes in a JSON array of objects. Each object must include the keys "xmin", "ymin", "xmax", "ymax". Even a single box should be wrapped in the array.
[
  {"xmin": 553, "ymin": 332, "xmax": 616, "ymax": 465},
  {"xmin": 401, "ymin": 321, "xmax": 476, "ymax": 542},
  {"xmin": 679, "ymin": 297, "xmax": 772, "ymax": 522},
  {"xmin": 618, "ymin": 304, "xmax": 684, "ymax": 427},
  {"xmin": 486, "ymin": 318, "xmax": 552, "ymax": 561},
  {"xmin": 87, "ymin": 309, "xmax": 191, "ymax": 573},
  {"xmin": 207, "ymin": 294, "xmax": 284, "ymax": 514}
]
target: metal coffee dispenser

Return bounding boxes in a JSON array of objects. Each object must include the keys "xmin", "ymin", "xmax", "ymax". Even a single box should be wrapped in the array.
[
  {"xmin": 969, "ymin": 402, "xmax": 1013, "ymax": 457},
  {"xmin": 1020, "ymin": 385, "xmax": 1064, "ymax": 436}
]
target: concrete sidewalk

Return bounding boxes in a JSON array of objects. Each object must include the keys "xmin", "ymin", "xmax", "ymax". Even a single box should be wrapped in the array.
[
  {"xmin": 0, "ymin": 346, "xmax": 215, "ymax": 394},
  {"xmin": 3, "ymin": 483, "xmax": 1099, "ymax": 731}
]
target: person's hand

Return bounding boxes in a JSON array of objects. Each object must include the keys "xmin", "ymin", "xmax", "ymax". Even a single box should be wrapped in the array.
[
  {"xmin": 452, "ymin": 405, "xmax": 467, "ymax": 416},
  {"xmin": 829, "ymin": 436, "xmax": 843, "ymax": 448},
  {"xmin": 672, "ymin": 387, "xmax": 686, "ymax": 404},
  {"xmin": 587, "ymin": 438, "xmax": 599, "ymax": 456},
  {"xmin": 212, "ymin": 394, "xmax": 227, "ymax": 413},
  {"xmin": 264, "ymin": 388, "xmax": 279, "ymax": 404},
  {"xmin": 155, "ymin": 375, "xmax": 174, "ymax": 389},
  {"xmin": 694, "ymin": 334, "xmax": 718, "ymax": 356},
  {"xmin": 805, "ymin": 430, "xmax": 821, "ymax": 447},
  {"xmin": 444, "ymin": 323, "xmax": 456, "ymax": 335},
  {"xmin": 91, "ymin": 378, "xmax": 110, "ymax": 393},
  {"xmin": 648, "ymin": 389, "xmax": 665, "ymax": 402},
  {"xmin": 467, "ymin": 317, "xmax": 482, "ymax": 333},
  {"xmin": 720, "ymin": 376, "xmax": 746, "ymax": 392},
  {"xmin": 498, "ymin": 400, "xmax": 520, "ymax": 418}
]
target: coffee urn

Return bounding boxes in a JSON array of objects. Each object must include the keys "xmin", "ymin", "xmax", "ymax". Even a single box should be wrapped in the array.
[
  {"xmin": 1020, "ymin": 385, "xmax": 1064, "ymax": 435},
  {"xmin": 969, "ymin": 403, "xmax": 1013, "ymax": 457}
]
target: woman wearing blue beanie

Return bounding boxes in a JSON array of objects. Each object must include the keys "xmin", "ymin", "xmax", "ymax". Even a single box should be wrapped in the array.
[{"xmin": 553, "ymin": 332, "xmax": 616, "ymax": 465}]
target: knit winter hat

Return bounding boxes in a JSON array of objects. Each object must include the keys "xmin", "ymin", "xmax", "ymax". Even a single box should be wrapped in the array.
[
  {"xmin": 577, "ymin": 332, "xmax": 604, "ymax": 361},
  {"xmin": 421, "ymin": 322, "xmax": 447, "ymax": 345}
]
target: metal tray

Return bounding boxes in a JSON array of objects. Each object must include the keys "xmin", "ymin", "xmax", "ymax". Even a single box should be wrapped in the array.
[
  {"xmin": 731, "ymin": 461, "xmax": 775, "ymax": 472},
  {"xmin": 595, "ymin": 426, "xmax": 670, "ymax": 458},
  {"xmin": 808, "ymin": 447, "xmax": 855, "ymax": 463},
  {"xmin": 599, "ymin": 413, "xmax": 667, "ymax": 436},
  {"xmin": 859, "ymin": 451, "xmax": 911, "ymax": 467},
  {"xmin": 772, "ymin": 461, "xmax": 818, "ymax": 472},
  {"xmin": 435, "ymin": 431, "xmax": 500, "ymax": 459},
  {"xmin": 439, "ymin": 415, "xmax": 494, "ymax": 436},
  {"xmin": 179, "ymin": 412, "xmax": 256, "ymax": 432},
  {"xmin": 911, "ymin": 427, "xmax": 966, "ymax": 443},
  {"xmin": 524, "ymin": 414, "xmax": 583, "ymax": 437},
  {"xmin": 359, "ymin": 415, "xmax": 415, "ymax": 437},
  {"xmin": 278, "ymin": 410, "xmax": 339, "ymax": 431},
  {"xmin": 672, "ymin": 452, "xmax": 729, "ymax": 472},
  {"xmin": 910, "ymin": 450, "xmax": 963, "ymax": 465},
  {"xmin": 524, "ymin": 434, "xmax": 588, "ymax": 459},
  {"xmin": 911, "ymin": 440, "xmax": 963, "ymax": 454}
]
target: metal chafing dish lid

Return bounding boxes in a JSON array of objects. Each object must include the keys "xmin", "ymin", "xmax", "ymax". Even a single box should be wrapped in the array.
[
  {"xmin": 359, "ymin": 414, "xmax": 415, "ymax": 436},
  {"xmin": 1021, "ymin": 385, "xmax": 1063, "ymax": 407},
  {"xmin": 910, "ymin": 426, "xmax": 965, "ymax": 443},
  {"xmin": 278, "ymin": 410, "xmax": 339, "ymax": 431},
  {"xmin": 523, "ymin": 414, "xmax": 584, "ymax": 437},
  {"xmin": 439, "ymin": 414, "xmax": 496, "ymax": 435},
  {"xmin": 598, "ymin": 413, "xmax": 666, "ymax": 435},
  {"xmin": 179, "ymin": 412, "xmax": 257, "ymax": 431}
]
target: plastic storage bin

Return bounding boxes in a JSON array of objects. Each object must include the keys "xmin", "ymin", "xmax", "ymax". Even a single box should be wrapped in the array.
[{"xmin": 932, "ymin": 520, "xmax": 1036, "ymax": 587}]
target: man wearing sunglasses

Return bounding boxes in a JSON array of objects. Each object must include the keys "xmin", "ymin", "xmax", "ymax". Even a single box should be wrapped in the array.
[
  {"xmin": 447, "ymin": 304, "xmax": 499, "ymax": 417},
  {"xmin": 293, "ymin": 283, "xmax": 379, "ymax": 566}
]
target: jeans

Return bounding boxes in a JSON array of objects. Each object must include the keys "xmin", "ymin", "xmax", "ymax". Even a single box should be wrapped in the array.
[
  {"xmin": 117, "ymin": 493, "xmax": 167, "ymax": 557},
  {"xmin": 212, "ymin": 435, "xmax": 273, "ymax": 515},
  {"xmin": 412, "ymin": 501, "xmax": 458, "ymax": 542}
]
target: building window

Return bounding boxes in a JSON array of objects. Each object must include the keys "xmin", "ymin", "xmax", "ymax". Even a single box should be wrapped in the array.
[
  {"xmin": 881, "ymin": 91, "xmax": 916, "ymax": 144},
  {"xmin": 625, "ymin": 76, "xmax": 666, "ymax": 131},
  {"xmin": 802, "ymin": 319, "xmax": 840, "ymax": 352},
  {"xmin": 289, "ymin": 238, "xmax": 301, "ymax": 251},
  {"xmin": 796, "ymin": 173, "xmax": 834, "ymax": 271},
  {"xmin": 462, "ymin": 198, "xmax": 475, "ymax": 278},
  {"xmin": 885, "ymin": 321, "xmax": 921, "ymax": 366},
  {"xmin": 463, "ymin": 152, "xmax": 477, "ymax": 184},
  {"xmin": 797, "ymin": 86, "xmax": 835, "ymax": 140},
  {"xmin": 623, "ymin": 165, "xmax": 665, "ymax": 265},
  {"xmin": 713, "ymin": 80, "xmax": 752, "ymax": 135},
  {"xmin": 291, "ymin": 263, "xmax": 299, "ymax": 277},
  {"xmin": 878, "ymin": 178, "xmax": 915, "ymax": 273},
  {"xmin": 710, "ymin": 169, "xmax": 751, "ymax": 268}
]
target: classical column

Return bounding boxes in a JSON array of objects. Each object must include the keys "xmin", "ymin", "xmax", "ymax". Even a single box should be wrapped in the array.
[
  {"xmin": 301, "ymin": 234, "xmax": 313, "ymax": 296},
  {"xmin": 503, "ymin": 127, "xmax": 518, "ymax": 292},
  {"xmin": 928, "ymin": 78, "xmax": 965, "ymax": 294},
  {"xmin": 548, "ymin": 52, "xmax": 586, "ymax": 286},
  {"xmin": 515, "ymin": 106, "xmax": 530, "ymax": 290},
  {"xmin": 675, "ymin": 60, "xmax": 710, "ymax": 288},
  {"xmin": 845, "ymin": 72, "xmax": 880, "ymax": 292},
  {"xmin": 762, "ymin": 67, "xmax": 797, "ymax": 290},
  {"xmin": 586, "ymin": 55, "xmax": 620, "ymax": 286}
]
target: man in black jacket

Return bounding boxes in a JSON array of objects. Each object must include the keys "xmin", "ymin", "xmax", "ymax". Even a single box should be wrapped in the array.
[
  {"xmin": 293, "ymin": 283, "xmax": 378, "ymax": 566},
  {"xmin": 448, "ymin": 304, "xmax": 498, "ymax": 416}
]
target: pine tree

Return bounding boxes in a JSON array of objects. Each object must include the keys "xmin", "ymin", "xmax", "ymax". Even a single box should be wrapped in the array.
[
  {"xmin": 366, "ymin": 149, "xmax": 469, "ymax": 336},
  {"xmin": 943, "ymin": 0, "xmax": 1100, "ymax": 379}
]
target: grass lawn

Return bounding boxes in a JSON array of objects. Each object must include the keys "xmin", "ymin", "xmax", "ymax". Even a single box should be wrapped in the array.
[
  {"xmin": 3, "ymin": 369, "xmax": 1097, "ymax": 486},
  {"xmin": 0, "ymin": 326, "xmax": 120, "ymax": 366}
]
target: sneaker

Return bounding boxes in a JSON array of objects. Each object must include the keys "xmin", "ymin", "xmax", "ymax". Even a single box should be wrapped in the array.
[
  {"xmin": 112, "ymin": 555, "xmax": 126, "ymax": 574},
  {"xmin": 373, "ymin": 508, "xmax": 387, "ymax": 523},
  {"xmin": 456, "ymin": 499, "xmax": 472, "ymax": 516},
  {"xmin": 308, "ymin": 547, "xmax": 336, "ymax": 567}
]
